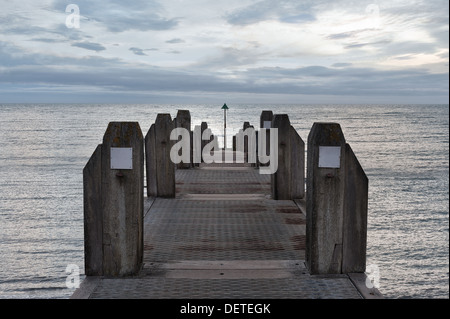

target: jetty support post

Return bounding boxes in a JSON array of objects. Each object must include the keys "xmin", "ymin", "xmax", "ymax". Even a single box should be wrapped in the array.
[
  {"xmin": 306, "ymin": 122, "xmax": 368, "ymax": 275},
  {"xmin": 259, "ymin": 111, "xmax": 273, "ymax": 167},
  {"xmin": 84, "ymin": 122, "xmax": 144, "ymax": 277},
  {"xmin": 175, "ymin": 110, "xmax": 192, "ymax": 169},
  {"xmin": 145, "ymin": 114, "xmax": 176, "ymax": 198},
  {"xmin": 271, "ymin": 114, "xmax": 305, "ymax": 200},
  {"xmin": 200, "ymin": 122, "xmax": 208, "ymax": 163},
  {"xmin": 156, "ymin": 114, "xmax": 176, "ymax": 197}
]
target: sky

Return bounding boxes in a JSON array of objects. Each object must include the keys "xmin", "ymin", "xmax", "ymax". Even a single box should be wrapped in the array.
[{"xmin": 0, "ymin": 0, "xmax": 448, "ymax": 104}]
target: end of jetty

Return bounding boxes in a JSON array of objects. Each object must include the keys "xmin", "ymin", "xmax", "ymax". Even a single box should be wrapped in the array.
[{"xmin": 75, "ymin": 109, "xmax": 383, "ymax": 299}]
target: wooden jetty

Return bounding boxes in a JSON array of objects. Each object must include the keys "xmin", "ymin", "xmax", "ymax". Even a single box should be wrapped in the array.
[{"xmin": 72, "ymin": 110, "xmax": 383, "ymax": 299}]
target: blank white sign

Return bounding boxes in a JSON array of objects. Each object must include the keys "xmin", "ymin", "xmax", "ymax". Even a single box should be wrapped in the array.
[
  {"xmin": 110, "ymin": 147, "xmax": 133, "ymax": 170},
  {"xmin": 318, "ymin": 146, "xmax": 341, "ymax": 168}
]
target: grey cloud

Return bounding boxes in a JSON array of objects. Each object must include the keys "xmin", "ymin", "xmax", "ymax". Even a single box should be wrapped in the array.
[
  {"xmin": 195, "ymin": 47, "xmax": 264, "ymax": 69},
  {"xmin": 1, "ymin": 0, "xmax": 448, "ymax": 103},
  {"xmin": 344, "ymin": 39, "xmax": 391, "ymax": 50},
  {"xmin": 226, "ymin": 1, "xmax": 275, "ymax": 25},
  {"xmin": 438, "ymin": 51, "xmax": 449, "ymax": 59},
  {"xmin": 106, "ymin": 15, "xmax": 178, "ymax": 32},
  {"xmin": 166, "ymin": 38, "xmax": 185, "ymax": 44},
  {"xmin": 1, "ymin": 56, "xmax": 447, "ymax": 99},
  {"xmin": 328, "ymin": 32, "xmax": 359, "ymax": 40},
  {"xmin": 129, "ymin": 47, "xmax": 147, "ymax": 56},
  {"xmin": 279, "ymin": 13, "xmax": 316, "ymax": 24},
  {"xmin": 382, "ymin": 41, "xmax": 439, "ymax": 56},
  {"xmin": 72, "ymin": 42, "xmax": 106, "ymax": 52},
  {"xmin": 52, "ymin": 0, "xmax": 179, "ymax": 32},
  {"xmin": 225, "ymin": 0, "xmax": 316, "ymax": 25},
  {"xmin": 394, "ymin": 55, "xmax": 414, "ymax": 60},
  {"xmin": 332, "ymin": 63, "xmax": 353, "ymax": 68},
  {"xmin": 30, "ymin": 38, "xmax": 63, "ymax": 43},
  {"xmin": 1, "ymin": 41, "xmax": 103, "ymax": 67}
]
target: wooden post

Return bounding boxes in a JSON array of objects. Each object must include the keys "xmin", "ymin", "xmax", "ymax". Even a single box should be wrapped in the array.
[
  {"xmin": 175, "ymin": 110, "xmax": 191, "ymax": 169},
  {"xmin": 306, "ymin": 122, "xmax": 369, "ymax": 275},
  {"xmin": 289, "ymin": 126, "xmax": 305, "ymax": 199},
  {"xmin": 145, "ymin": 124, "xmax": 157, "ymax": 197},
  {"xmin": 271, "ymin": 114, "xmax": 291, "ymax": 200},
  {"xmin": 200, "ymin": 122, "xmax": 208, "ymax": 163},
  {"xmin": 193, "ymin": 125, "xmax": 201, "ymax": 167},
  {"xmin": 83, "ymin": 145, "xmax": 103, "ymax": 276},
  {"xmin": 342, "ymin": 144, "xmax": 368, "ymax": 273},
  {"xmin": 260, "ymin": 111, "xmax": 273, "ymax": 167},
  {"xmin": 154, "ymin": 114, "xmax": 175, "ymax": 198},
  {"xmin": 101, "ymin": 122, "xmax": 144, "ymax": 276}
]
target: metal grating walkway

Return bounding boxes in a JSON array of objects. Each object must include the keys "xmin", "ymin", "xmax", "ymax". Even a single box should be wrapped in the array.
[{"xmin": 74, "ymin": 162, "xmax": 366, "ymax": 299}]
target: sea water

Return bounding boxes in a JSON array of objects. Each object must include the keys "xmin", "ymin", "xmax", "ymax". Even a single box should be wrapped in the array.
[{"xmin": 0, "ymin": 103, "xmax": 448, "ymax": 299}]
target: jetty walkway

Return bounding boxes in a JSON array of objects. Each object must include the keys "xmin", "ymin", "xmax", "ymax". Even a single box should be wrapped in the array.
[
  {"xmin": 72, "ymin": 110, "xmax": 383, "ymax": 299},
  {"xmin": 73, "ymin": 159, "xmax": 379, "ymax": 299}
]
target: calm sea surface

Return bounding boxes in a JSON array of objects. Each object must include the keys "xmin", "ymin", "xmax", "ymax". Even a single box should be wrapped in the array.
[{"xmin": 0, "ymin": 104, "xmax": 448, "ymax": 299}]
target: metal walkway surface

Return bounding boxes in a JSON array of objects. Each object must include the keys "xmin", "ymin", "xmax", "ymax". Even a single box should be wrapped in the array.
[{"xmin": 73, "ymin": 163, "xmax": 371, "ymax": 299}]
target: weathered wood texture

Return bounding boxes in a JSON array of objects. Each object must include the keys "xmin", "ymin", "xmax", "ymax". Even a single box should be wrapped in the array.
[
  {"xmin": 175, "ymin": 110, "xmax": 191, "ymax": 169},
  {"xmin": 83, "ymin": 144, "xmax": 102, "ymax": 276},
  {"xmin": 271, "ymin": 114, "xmax": 305, "ymax": 200},
  {"xmin": 306, "ymin": 122, "xmax": 368, "ymax": 275},
  {"xmin": 101, "ymin": 122, "xmax": 144, "ymax": 276},
  {"xmin": 342, "ymin": 143, "xmax": 368, "ymax": 273}
]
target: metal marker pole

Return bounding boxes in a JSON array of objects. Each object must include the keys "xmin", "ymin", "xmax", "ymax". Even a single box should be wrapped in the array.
[{"xmin": 222, "ymin": 103, "xmax": 229, "ymax": 150}]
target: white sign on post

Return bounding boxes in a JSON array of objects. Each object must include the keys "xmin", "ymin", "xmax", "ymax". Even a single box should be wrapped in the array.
[
  {"xmin": 110, "ymin": 147, "xmax": 133, "ymax": 170},
  {"xmin": 318, "ymin": 146, "xmax": 341, "ymax": 168}
]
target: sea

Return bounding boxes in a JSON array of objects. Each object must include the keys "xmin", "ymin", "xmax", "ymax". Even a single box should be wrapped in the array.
[{"xmin": 0, "ymin": 103, "xmax": 448, "ymax": 299}]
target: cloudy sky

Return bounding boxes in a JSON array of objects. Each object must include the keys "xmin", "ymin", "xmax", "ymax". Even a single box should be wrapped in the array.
[{"xmin": 0, "ymin": 0, "xmax": 448, "ymax": 104}]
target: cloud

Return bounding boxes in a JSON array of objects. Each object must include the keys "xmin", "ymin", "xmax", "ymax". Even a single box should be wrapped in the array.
[
  {"xmin": 1, "ymin": 50, "xmax": 447, "ymax": 100},
  {"xmin": 166, "ymin": 38, "xmax": 185, "ymax": 44},
  {"xmin": 52, "ymin": 0, "xmax": 179, "ymax": 33},
  {"xmin": 225, "ymin": 0, "xmax": 316, "ymax": 25},
  {"xmin": 30, "ymin": 38, "xmax": 64, "ymax": 43},
  {"xmin": 0, "ymin": 0, "xmax": 448, "ymax": 103},
  {"xmin": 72, "ymin": 42, "xmax": 106, "ymax": 52},
  {"xmin": 332, "ymin": 63, "xmax": 353, "ymax": 68},
  {"xmin": 279, "ymin": 13, "xmax": 316, "ymax": 24},
  {"xmin": 328, "ymin": 31, "xmax": 359, "ymax": 40},
  {"xmin": 344, "ymin": 39, "xmax": 391, "ymax": 50},
  {"xmin": 129, "ymin": 47, "xmax": 147, "ymax": 56}
]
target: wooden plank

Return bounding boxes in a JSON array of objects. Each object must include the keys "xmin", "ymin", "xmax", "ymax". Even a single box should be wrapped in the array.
[
  {"xmin": 348, "ymin": 273, "xmax": 384, "ymax": 299},
  {"xmin": 70, "ymin": 276, "xmax": 100, "ymax": 299}
]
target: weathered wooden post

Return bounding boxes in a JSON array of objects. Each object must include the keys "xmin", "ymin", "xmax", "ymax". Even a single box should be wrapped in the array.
[
  {"xmin": 306, "ymin": 122, "xmax": 368, "ymax": 274},
  {"xmin": 83, "ymin": 145, "xmax": 102, "ymax": 276},
  {"xmin": 243, "ymin": 122, "xmax": 250, "ymax": 161},
  {"xmin": 259, "ymin": 111, "xmax": 273, "ymax": 167},
  {"xmin": 271, "ymin": 115, "xmax": 291, "ymax": 200},
  {"xmin": 270, "ymin": 114, "xmax": 304, "ymax": 200},
  {"xmin": 290, "ymin": 126, "xmax": 305, "ymax": 199},
  {"xmin": 145, "ymin": 114, "xmax": 176, "ymax": 198},
  {"xmin": 145, "ymin": 124, "xmax": 157, "ymax": 197},
  {"xmin": 175, "ymin": 110, "xmax": 191, "ymax": 169},
  {"xmin": 342, "ymin": 143, "xmax": 368, "ymax": 273},
  {"xmin": 235, "ymin": 126, "xmax": 256, "ymax": 165},
  {"xmin": 193, "ymin": 125, "xmax": 201, "ymax": 167},
  {"xmin": 155, "ymin": 114, "xmax": 175, "ymax": 197},
  {"xmin": 260, "ymin": 111, "xmax": 273, "ymax": 129},
  {"xmin": 200, "ymin": 122, "xmax": 208, "ymax": 163},
  {"xmin": 84, "ymin": 122, "xmax": 144, "ymax": 277},
  {"xmin": 102, "ymin": 122, "xmax": 144, "ymax": 276}
]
